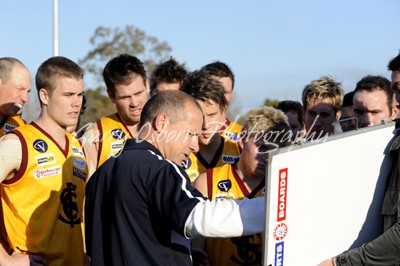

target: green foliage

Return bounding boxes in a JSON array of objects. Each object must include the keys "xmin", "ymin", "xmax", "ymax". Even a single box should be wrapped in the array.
[
  {"xmin": 79, "ymin": 25, "xmax": 172, "ymax": 90},
  {"xmin": 80, "ymin": 88, "xmax": 116, "ymax": 126},
  {"xmin": 77, "ymin": 24, "xmax": 173, "ymax": 127},
  {"xmin": 263, "ymin": 98, "xmax": 280, "ymax": 107}
]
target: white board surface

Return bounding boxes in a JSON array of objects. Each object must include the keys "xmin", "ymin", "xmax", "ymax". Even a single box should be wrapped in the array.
[{"xmin": 263, "ymin": 123, "xmax": 396, "ymax": 266}]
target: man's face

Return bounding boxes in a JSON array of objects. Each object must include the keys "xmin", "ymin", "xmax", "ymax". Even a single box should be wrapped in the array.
[
  {"xmin": 197, "ymin": 100, "xmax": 225, "ymax": 145},
  {"xmin": 45, "ymin": 77, "xmax": 84, "ymax": 129},
  {"xmin": 0, "ymin": 64, "xmax": 30, "ymax": 117},
  {"xmin": 285, "ymin": 111, "xmax": 302, "ymax": 140},
  {"xmin": 391, "ymin": 70, "xmax": 400, "ymax": 87},
  {"xmin": 110, "ymin": 76, "xmax": 149, "ymax": 126},
  {"xmin": 239, "ymin": 135, "xmax": 287, "ymax": 178},
  {"xmin": 391, "ymin": 70, "xmax": 400, "ymax": 117},
  {"xmin": 239, "ymin": 138, "xmax": 269, "ymax": 178},
  {"xmin": 214, "ymin": 76, "xmax": 233, "ymax": 105},
  {"xmin": 162, "ymin": 103, "xmax": 203, "ymax": 166},
  {"xmin": 340, "ymin": 106, "xmax": 356, "ymax": 132},
  {"xmin": 304, "ymin": 99, "xmax": 339, "ymax": 136},
  {"xmin": 353, "ymin": 90, "xmax": 392, "ymax": 128}
]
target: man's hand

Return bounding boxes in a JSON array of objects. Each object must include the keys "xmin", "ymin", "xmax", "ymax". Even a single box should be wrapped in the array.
[{"xmin": 317, "ymin": 258, "xmax": 335, "ymax": 266}]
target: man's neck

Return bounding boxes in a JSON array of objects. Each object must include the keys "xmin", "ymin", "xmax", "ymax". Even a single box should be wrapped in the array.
[
  {"xmin": 34, "ymin": 117, "xmax": 67, "ymax": 148},
  {"xmin": 235, "ymin": 163, "xmax": 264, "ymax": 192},
  {"xmin": 198, "ymin": 134, "xmax": 222, "ymax": 164},
  {"xmin": 118, "ymin": 114, "xmax": 140, "ymax": 138},
  {"xmin": 125, "ymin": 124, "xmax": 139, "ymax": 138}
]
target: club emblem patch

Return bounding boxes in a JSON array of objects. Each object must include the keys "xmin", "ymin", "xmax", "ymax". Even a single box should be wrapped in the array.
[{"xmin": 33, "ymin": 139, "xmax": 48, "ymax": 153}]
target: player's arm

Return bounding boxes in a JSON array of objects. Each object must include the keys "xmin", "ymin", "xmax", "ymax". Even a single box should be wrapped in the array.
[
  {"xmin": 318, "ymin": 221, "xmax": 400, "ymax": 265},
  {"xmin": 185, "ymin": 197, "xmax": 265, "ymax": 238},
  {"xmin": 193, "ymin": 172, "xmax": 208, "ymax": 197},
  {"xmin": 80, "ymin": 123, "xmax": 100, "ymax": 178},
  {"xmin": 0, "ymin": 134, "xmax": 22, "ymax": 183},
  {"xmin": 0, "ymin": 134, "xmax": 49, "ymax": 265},
  {"xmin": 0, "ymin": 249, "xmax": 49, "ymax": 266}
]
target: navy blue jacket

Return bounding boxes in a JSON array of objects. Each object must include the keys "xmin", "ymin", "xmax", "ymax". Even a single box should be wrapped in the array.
[{"xmin": 85, "ymin": 139, "xmax": 206, "ymax": 266}]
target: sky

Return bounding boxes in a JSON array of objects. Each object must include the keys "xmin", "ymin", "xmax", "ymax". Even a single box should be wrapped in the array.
[{"xmin": 1, "ymin": 0, "xmax": 399, "ymax": 117}]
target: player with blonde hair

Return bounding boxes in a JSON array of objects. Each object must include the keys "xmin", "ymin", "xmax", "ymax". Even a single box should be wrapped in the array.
[{"xmin": 302, "ymin": 75, "xmax": 344, "ymax": 137}]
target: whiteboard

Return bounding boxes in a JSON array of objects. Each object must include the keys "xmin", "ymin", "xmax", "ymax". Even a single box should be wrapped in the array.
[{"xmin": 263, "ymin": 123, "xmax": 396, "ymax": 266}]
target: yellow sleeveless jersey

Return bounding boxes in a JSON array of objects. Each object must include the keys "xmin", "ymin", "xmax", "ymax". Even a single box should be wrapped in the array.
[
  {"xmin": 97, "ymin": 113, "xmax": 134, "ymax": 168},
  {"xmin": 0, "ymin": 123, "xmax": 87, "ymax": 266},
  {"xmin": 205, "ymin": 164, "xmax": 264, "ymax": 266},
  {"xmin": 0, "ymin": 116, "xmax": 26, "ymax": 136},
  {"xmin": 0, "ymin": 116, "xmax": 26, "ymax": 246},
  {"xmin": 184, "ymin": 136, "xmax": 240, "ymax": 182},
  {"xmin": 220, "ymin": 118, "xmax": 242, "ymax": 143}
]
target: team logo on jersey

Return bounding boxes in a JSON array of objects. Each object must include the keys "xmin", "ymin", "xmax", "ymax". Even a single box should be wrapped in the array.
[
  {"xmin": 73, "ymin": 167, "xmax": 86, "ymax": 181},
  {"xmin": 73, "ymin": 157, "xmax": 86, "ymax": 170},
  {"xmin": 111, "ymin": 141, "xmax": 124, "ymax": 151},
  {"xmin": 35, "ymin": 153, "xmax": 55, "ymax": 166},
  {"xmin": 33, "ymin": 139, "xmax": 48, "ymax": 153},
  {"xmin": 217, "ymin": 179, "xmax": 232, "ymax": 192},
  {"xmin": 58, "ymin": 182, "xmax": 81, "ymax": 227},
  {"xmin": 71, "ymin": 146, "xmax": 84, "ymax": 156},
  {"xmin": 182, "ymin": 157, "xmax": 192, "ymax": 169},
  {"xmin": 4, "ymin": 123, "xmax": 16, "ymax": 131},
  {"xmin": 222, "ymin": 155, "xmax": 239, "ymax": 164},
  {"xmin": 34, "ymin": 165, "xmax": 61, "ymax": 179},
  {"xmin": 111, "ymin": 129, "xmax": 126, "ymax": 140},
  {"xmin": 224, "ymin": 132, "xmax": 240, "ymax": 142},
  {"xmin": 186, "ymin": 170, "xmax": 198, "ymax": 182},
  {"xmin": 230, "ymin": 234, "xmax": 263, "ymax": 265}
]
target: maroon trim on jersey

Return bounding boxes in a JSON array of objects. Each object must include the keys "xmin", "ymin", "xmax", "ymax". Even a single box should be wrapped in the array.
[
  {"xmin": 116, "ymin": 113, "xmax": 134, "ymax": 139},
  {"xmin": 219, "ymin": 118, "xmax": 231, "ymax": 132},
  {"xmin": 232, "ymin": 164, "xmax": 250, "ymax": 197},
  {"xmin": 77, "ymin": 137, "xmax": 87, "ymax": 158},
  {"xmin": 31, "ymin": 122, "xmax": 69, "ymax": 157},
  {"xmin": 196, "ymin": 136, "xmax": 225, "ymax": 169},
  {"xmin": 96, "ymin": 119, "xmax": 104, "ymax": 168},
  {"xmin": 206, "ymin": 168, "xmax": 214, "ymax": 199},
  {"xmin": 2, "ymin": 131, "xmax": 27, "ymax": 185},
  {"xmin": 246, "ymin": 179, "xmax": 265, "ymax": 199}
]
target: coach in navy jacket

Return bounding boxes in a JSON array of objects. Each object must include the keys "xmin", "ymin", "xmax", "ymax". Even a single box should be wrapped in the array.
[{"xmin": 85, "ymin": 91, "xmax": 264, "ymax": 266}]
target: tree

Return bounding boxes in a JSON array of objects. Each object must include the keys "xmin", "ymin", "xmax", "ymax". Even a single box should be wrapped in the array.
[
  {"xmin": 79, "ymin": 25, "xmax": 173, "ymax": 124},
  {"xmin": 263, "ymin": 98, "xmax": 280, "ymax": 107},
  {"xmin": 79, "ymin": 88, "xmax": 116, "ymax": 127}
]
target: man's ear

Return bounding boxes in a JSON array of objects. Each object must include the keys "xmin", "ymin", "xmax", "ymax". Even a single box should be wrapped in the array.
[
  {"xmin": 391, "ymin": 106, "xmax": 399, "ymax": 120},
  {"xmin": 39, "ymin": 88, "xmax": 49, "ymax": 105},
  {"xmin": 153, "ymin": 113, "xmax": 169, "ymax": 132},
  {"xmin": 237, "ymin": 131, "xmax": 246, "ymax": 151},
  {"xmin": 238, "ymin": 137, "xmax": 245, "ymax": 151},
  {"xmin": 335, "ymin": 110, "xmax": 342, "ymax": 121}
]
